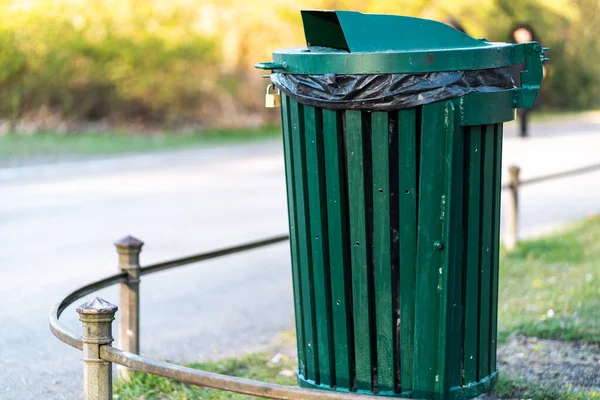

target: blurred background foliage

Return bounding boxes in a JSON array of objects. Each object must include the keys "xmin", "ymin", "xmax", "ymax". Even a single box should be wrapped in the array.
[{"xmin": 0, "ymin": 0, "xmax": 598, "ymax": 131}]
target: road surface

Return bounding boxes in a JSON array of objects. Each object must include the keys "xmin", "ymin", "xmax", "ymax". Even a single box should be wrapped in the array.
[{"xmin": 1, "ymin": 117, "xmax": 599, "ymax": 398}]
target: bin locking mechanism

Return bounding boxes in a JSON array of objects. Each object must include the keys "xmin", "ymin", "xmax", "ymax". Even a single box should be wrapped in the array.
[{"xmin": 265, "ymin": 84, "xmax": 281, "ymax": 108}]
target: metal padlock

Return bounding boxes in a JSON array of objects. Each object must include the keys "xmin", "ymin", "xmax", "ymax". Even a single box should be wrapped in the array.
[{"xmin": 265, "ymin": 84, "xmax": 281, "ymax": 108}]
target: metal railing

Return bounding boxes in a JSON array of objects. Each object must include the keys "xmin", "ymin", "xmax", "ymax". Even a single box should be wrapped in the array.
[
  {"xmin": 49, "ymin": 162, "xmax": 600, "ymax": 400},
  {"xmin": 502, "ymin": 162, "xmax": 600, "ymax": 250},
  {"xmin": 50, "ymin": 234, "xmax": 386, "ymax": 400}
]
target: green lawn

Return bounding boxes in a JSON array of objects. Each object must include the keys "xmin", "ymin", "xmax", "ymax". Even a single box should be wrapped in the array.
[
  {"xmin": 115, "ymin": 216, "xmax": 600, "ymax": 399},
  {"xmin": 114, "ymin": 353, "xmax": 297, "ymax": 400},
  {"xmin": 1, "ymin": 109, "xmax": 597, "ymax": 162},
  {"xmin": 498, "ymin": 215, "xmax": 600, "ymax": 344},
  {"xmin": 494, "ymin": 375, "xmax": 600, "ymax": 400},
  {"xmin": 0, "ymin": 126, "xmax": 280, "ymax": 161}
]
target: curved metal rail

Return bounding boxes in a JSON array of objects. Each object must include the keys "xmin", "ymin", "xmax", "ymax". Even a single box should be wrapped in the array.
[
  {"xmin": 141, "ymin": 234, "xmax": 289, "ymax": 276},
  {"xmin": 49, "ymin": 272, "xmax": 127, "ymax": 350},
  {"xmin": 517, "ymin": 162, "xmax": 600, "ymax": 187},
  {"xmin": 500, "ymin": 162, "xmax": 600, "ymax": 190},
  {"xmin": 50, "ymin": 235, "xmax": 290, "ymax": 350},
  {"xmin": 102, "ymin": 346, "xmax": 382, "ymax": 400},
  {"xmin": 48, "ymin": 235, "xmax": 387, "ymax": 400}
]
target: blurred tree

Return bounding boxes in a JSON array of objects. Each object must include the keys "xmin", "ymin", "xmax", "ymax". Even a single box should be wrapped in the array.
[{"xmin": 0, "ymin": 0, "xmax": 597, "ymax": 129}]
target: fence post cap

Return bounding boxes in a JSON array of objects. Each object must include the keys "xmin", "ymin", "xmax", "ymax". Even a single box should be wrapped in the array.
[
  {"xmin": 114, "ymin": 235, "xmax": 144, "ymax": 250},
  {"xmin": 76, "ymin": 297, "xmax": 118, "ymax": 315}
]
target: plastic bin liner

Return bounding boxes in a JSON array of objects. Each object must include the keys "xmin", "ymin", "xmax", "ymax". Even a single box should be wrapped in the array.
[{"xmin": 271, "ymin": 67, "xmax": 513, "ymax": 111}]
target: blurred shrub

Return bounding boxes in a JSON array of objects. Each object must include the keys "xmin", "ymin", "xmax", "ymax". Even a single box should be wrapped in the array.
[
  {"xmin": 0, "ymin": 0, "xmax": 597, "ymax": 130},
  {"xmin": 0, "ymin": 0, "xmax": 220, "ymax": 125}
]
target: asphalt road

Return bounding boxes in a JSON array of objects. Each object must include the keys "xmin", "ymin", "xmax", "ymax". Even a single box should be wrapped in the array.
[{"xmin": 1, "ymin": 117, "xmax": 599, "ymax": 399}]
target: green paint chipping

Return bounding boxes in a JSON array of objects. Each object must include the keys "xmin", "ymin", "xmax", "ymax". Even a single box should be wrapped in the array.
[{"xmin": 263, "ymin": 11, "xmax": 545, "ymax": 397}]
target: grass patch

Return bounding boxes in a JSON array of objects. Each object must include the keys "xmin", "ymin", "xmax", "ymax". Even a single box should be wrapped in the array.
[
  {"xmin": 114, "ymin": 353, "xmax": 296, "ymax": 399},
  {"xmin": 0, "ymin": 126, "xmax": 280, "ymax": 161},
  {"xmin": 498, "ymin": 215, "xmax": 600, "ymax": 344},
  {"xmin": 115, "ymin": 216, "xmax": 600, "ymax": 399},
  {"xmin": 495, "ymin": 374, "xmax": 600, "ymax": 400}
]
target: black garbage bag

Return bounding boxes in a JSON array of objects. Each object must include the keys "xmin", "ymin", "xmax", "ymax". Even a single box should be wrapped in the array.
[{"xmin": 271, "ymin": 67, "xmax": 514, "ymax": 111}]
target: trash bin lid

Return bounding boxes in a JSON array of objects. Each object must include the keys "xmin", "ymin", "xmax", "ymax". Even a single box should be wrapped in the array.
[{"xmin": 261, "ymin": 10, "xmax": 523, "ymax": 75}]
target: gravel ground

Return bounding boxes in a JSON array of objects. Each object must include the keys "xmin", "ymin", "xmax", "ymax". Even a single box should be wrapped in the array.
[
  {"xmin": 274, "ymin": 333, "xmax": 600, "ymax": 399},
  {"xmin": 478, "ymin": 335, "xmax": 600, "ymax": 399}
]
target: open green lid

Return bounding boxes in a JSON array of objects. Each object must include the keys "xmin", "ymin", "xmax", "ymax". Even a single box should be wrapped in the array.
[
  {"xmin": 301, "ymin": 10, "xmax": 488, "ymax": 53},
  {"xmin": 256, "ymin": 10, "xmax": 545, "ymax": 76}
]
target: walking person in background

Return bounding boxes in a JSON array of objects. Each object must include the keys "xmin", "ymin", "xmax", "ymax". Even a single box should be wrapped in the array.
[{"xmin": 511, "ymin": 24, "xmax": 546, "ymax": 137}]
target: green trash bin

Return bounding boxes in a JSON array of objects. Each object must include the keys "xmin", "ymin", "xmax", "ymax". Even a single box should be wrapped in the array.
[{"xmin": 256, "ymin": 10, "xmax": 544, "ymax": 400}]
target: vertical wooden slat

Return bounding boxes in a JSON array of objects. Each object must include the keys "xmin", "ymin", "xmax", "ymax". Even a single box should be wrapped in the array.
[
  {"xmin": 323, "ymin": 109, "xmax": 353, "ymax": 389},
  {"xmin": 442, "ymin": 102, "xmax": 464, "ymax": 389},
  {"xmin": 433, "ymin": 102, "xmax": 456, "ymax": 397},
  {"xmin": 281, "ymin": 95, "xmax": 306, "ymax": 377},
  {"xmin": 345, "ymin": 110, "xmax": 372, "ymax": 392},
  {"xmin": 371, "ymin": 112, "xmax": 394, "ymax": 393},
  {"xmin": 478, "ymin": 125, "xmax": 495, "ymax": 379},
  {"xmin": 489, "ymin": 124, "xmax": 503, "ymax": 371},
  {"xmin": 397, "ymin": 108, "xmax": 417, "ymax": 391},
  {"xmin": 412, "ymin": 102, "xmax": 448, "ymax": 397},
  {"xmin": 305, "ymin": 106, "xmax": 334, "ymax": 385},
  {"xmin": 463, "ymin": 125, "xmax": 482, "ymax": 384},
  {"xmin": 290, "ymin": 99, "xmax": 319, "ymax": 382}
]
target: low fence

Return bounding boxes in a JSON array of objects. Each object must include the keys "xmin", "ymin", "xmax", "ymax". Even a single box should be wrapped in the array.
[
  {"xmin": 49, "ymin": 162, "xmax": 600, "ymax": 400},
  {"xmin": 50, "ymin": 234, "xmax": 386, "ymax": 400},
  {"xmin": 502, "ymin": 162, "xmax": 600, "ymax": 250}
]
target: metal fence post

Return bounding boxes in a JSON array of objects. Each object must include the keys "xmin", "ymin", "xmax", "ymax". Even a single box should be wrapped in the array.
[
  {"xmin": 505, "ymin": 165, "xmax": 520, "ymax": 251},
  {"xmin": 115, "ymin": 235, "xmax": 143, "ymax": 381},
  {"xmin": 77, "ymin": 297, "xmax": 118, "ymax": 400}
]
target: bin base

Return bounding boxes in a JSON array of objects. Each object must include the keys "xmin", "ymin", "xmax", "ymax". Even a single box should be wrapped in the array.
[{"xmin": 297, "ymin": 370, "xmax": 498, "ymax": 399}]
